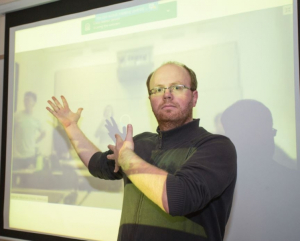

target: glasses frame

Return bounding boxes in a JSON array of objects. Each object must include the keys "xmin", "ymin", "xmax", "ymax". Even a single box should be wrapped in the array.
[{"xmin": 149, "ymin": 84, "xmax": 191, "ymax": 96}]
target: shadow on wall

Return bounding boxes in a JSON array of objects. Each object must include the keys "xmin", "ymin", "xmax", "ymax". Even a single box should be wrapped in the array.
[{"xmin": 220, "ymin": 99, "xmax": 300, "ymax": 241}]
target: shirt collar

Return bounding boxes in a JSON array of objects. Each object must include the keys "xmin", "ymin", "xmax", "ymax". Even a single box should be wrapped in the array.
[{"xmin": 156, "ymin": 119, "xmax": 201, "ymax": 148}]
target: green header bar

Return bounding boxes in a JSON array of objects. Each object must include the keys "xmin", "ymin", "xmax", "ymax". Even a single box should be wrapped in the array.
[{"xmin": 81, "ymin": 1, "xmax": 177, "ymax": 35}]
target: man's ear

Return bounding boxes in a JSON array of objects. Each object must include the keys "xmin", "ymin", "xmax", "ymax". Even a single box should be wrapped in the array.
[{"xmin": 192, "ymin": 90, "xmax": 198, "ymax": 107}]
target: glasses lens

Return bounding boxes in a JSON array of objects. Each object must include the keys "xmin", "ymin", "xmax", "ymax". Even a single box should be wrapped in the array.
[
  {"xmin": 156, "ymin": 87, "xmax": 163, "ymax": 94},
  {"xmin": 175, "ymin": 85, "xmax": 184, "ymax": 91},
  {"xmin": 150, "ymin": 85, "xmax": 188, "ymax": 95}
]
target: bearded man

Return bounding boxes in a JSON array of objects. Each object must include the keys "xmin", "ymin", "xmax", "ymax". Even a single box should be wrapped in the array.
[{"xmin": 47, "ymin": 61, "xmax": 237, "ymax": 241}]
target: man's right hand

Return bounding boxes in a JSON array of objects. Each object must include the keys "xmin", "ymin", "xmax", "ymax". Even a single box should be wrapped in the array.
[{"xmin": 46, "ymin": 96, "xmax": 83, "ymax": 128}]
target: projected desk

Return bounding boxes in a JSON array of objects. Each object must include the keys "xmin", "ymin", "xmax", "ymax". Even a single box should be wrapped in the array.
[{"xmin": 11, "ymin": 158, "xmax": 123, "ymax": 209}]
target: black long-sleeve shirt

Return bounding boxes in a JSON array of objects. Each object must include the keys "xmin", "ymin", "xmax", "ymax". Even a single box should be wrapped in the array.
[{"xmin": 89, "ymin": 119, "xmax": 237, "ymax": 241}]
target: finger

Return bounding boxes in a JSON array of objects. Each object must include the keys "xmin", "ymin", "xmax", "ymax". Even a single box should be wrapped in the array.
[
  {"xmin": 125, "ymin": 124, "xmax": 133, "ymax": 142},
  {"xmin": 114, "ymin": 164, "xmax": 120, "ymax": 173},
  {"xmin": 46, "ymin": 107, "xmax": 58, "ymax": 117},
  {"xmin": 107, "ymin": 154, "xmax": 115, "ymax": 160},
  {"xmin": 47, "ymin": 100, "xmax": 60, "ymax": 112},
  {"xmin": 108, "ymin": 144, "xmax": 115, "ymax": 152},
  {"xmin": 115, "ymin": 134, "xmax": 123, "ymax": 144},
  {"xmin": 52, "ymin": 96, "xmax": 63, "ymax": 109},
  {"xmin": 107, "ymin": 144, "xmax": 116, "ymax": 160},
  {"xmin": 77, "ymin": 108, "xmax": 83, "ymax": 116},
  {"xmin": 61, "ymin": 95, "xmax": 69, "ymax": 108}
]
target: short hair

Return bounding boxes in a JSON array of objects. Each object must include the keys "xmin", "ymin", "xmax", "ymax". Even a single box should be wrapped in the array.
[
  {"xmin": 24, "ymin": 91, "xmax": 37, "ymax": 102},
  {"xmin": 146, "ymin": 61, "xmax": 198, "ymax": 94}
]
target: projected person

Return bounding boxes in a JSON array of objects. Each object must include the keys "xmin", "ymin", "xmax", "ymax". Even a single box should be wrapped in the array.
[
  {"xmin": 46, "ymin": 62, "xmax": 237, "ymax": 241},
  {"xmin": 13, "ymin": 91, "xmax": 46, "ymax": 170}
]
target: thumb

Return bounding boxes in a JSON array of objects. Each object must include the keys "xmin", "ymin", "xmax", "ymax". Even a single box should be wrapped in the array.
[
  {"xmin": 77, "ymin": 108, "xmax": 83, "ymax": 116},
  {"xmin": 125, "ymin": 124, "xmax": 133, "ymax": 142}
]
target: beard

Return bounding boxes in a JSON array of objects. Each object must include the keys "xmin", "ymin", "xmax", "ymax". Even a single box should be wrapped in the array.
[{"xmin": 152, "ymin": 98, "xmax": 194, "ymax": 131}]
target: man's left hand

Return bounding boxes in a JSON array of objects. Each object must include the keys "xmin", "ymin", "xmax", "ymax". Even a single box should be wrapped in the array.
[{"xmin": 108, "ymin": 124, "xmax": 134, "ymax": 172}]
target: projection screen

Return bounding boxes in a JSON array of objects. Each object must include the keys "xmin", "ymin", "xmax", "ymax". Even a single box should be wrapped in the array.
[{"xmin": 1, "ymin": 0, "xmax": 299, "ymax": 240}]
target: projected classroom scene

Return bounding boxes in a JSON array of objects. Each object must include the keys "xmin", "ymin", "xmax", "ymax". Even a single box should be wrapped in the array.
[{"xmin": 3, "ymin": 0, "xmax": 299, "ymax": 241}]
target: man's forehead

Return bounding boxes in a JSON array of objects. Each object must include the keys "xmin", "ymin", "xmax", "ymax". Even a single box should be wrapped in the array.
[{"xmin": 150, "ymin": 64, "xmax": 190, "ymax": 86}]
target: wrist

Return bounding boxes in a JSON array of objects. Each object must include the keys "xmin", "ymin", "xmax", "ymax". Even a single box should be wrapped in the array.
[
  {"xmin": 64, "ymin": 122, "xmax": 83, "ymax": 140},
  {"xmin": 119, "ymin": 149, "xmax": 136, "ymax": 171},
  {"xmin": 64, "ymin": 121, "xmax": 78, "ymax": 129}
]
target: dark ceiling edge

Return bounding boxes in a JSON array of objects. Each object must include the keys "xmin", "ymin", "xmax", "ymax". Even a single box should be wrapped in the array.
[{"xmin": 5, "ymin": 0, "xmax": 131, "ymax": 27}]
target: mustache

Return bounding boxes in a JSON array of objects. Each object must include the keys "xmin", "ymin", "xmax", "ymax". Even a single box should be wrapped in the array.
[{"xmin": 159, "ymin": 100, "xmax": 178, "ymax": 109}]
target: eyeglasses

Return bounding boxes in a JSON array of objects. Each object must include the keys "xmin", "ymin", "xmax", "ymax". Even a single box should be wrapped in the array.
[{"xmin": 149, "ymin": 85, "xmax": 191, "ymax": 96}]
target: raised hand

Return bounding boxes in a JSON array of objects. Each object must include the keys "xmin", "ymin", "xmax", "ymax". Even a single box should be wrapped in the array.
[
  {"xmin": 46, "ymin": 96, "xmax": 83, "ymax": 128},
  {"xmin": 107, "ymin": 124, "xmax": 134, "ymax": 172}
]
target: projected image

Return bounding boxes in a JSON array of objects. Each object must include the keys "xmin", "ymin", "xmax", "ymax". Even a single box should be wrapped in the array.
[
  {"xmin": 12, "ymin": 91, "xmax": 46, "ymax": 171},
  {"xmin": 4, "ymin": 0, "xmax": 299, "ymax": 241}
]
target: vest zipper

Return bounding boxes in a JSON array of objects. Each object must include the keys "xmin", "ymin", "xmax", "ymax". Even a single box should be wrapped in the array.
[{"xmin": 158, "ymin": 132, "xmax": 162, "ymax": 149}]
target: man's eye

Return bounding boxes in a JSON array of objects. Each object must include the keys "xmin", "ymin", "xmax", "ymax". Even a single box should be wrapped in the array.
[
  {"xmin": 175, "ymin": 85, "xmax": 183, "ymax": 90},
  {"xmin": 157, "ymin": 88, "xmax": 163, "ymax": 92}
]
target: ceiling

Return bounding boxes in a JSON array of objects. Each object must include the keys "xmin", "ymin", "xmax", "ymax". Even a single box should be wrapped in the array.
[{"xmin": 0, "ymin": 0, "xmax": 59, "ymax": 15}]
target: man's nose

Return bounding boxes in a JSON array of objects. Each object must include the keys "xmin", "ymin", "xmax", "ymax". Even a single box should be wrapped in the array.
[{"xmin": 163, "ymin": 88, "xmax": 173, "ymax": 99}]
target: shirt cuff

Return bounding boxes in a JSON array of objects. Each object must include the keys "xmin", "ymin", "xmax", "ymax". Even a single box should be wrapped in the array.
[{"xmin": 166, "ymin": 174, "xmax": 185, "ymax": 216}]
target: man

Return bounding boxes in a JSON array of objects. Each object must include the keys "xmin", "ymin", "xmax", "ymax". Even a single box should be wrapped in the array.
[
  {"xmin": 13, "ymin": 91, "xmax": 45, "ymax": 170},
  {"xmin": 47, "ymin": 62, "xmax": 237, "ymax": 241}
]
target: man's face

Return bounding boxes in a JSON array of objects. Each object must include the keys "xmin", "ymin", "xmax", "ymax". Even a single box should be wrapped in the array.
[{"xmin": 149, "ymin": 64, "xmax": 198, "ymax": 129}]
